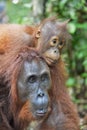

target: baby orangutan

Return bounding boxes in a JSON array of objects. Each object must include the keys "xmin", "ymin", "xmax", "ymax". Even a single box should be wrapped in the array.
[{"xmin": 0, "ymin": 17, "xmax": 69, "ymax": 66}]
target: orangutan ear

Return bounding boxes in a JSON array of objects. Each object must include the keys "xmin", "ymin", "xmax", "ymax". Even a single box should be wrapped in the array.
[
  {"xmin": 35, "ymin": 29, "xmax": 41, "ymax": 39},
  {"xmin": 57, "ymin": 19, "xmax": 70, "ymax": 30}
]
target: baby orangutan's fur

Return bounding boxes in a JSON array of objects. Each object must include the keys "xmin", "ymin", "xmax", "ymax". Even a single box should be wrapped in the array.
[
  {"xmin": 0, "ymin": 46, "xmax": 80, "ymax": 130},
  {"xmin": 0, "ymin": 17, "xmax": 70, "ymax": 66},
  {"xmin": 0, "ymin": 18, "xmax": 80, "ymax": 130}
]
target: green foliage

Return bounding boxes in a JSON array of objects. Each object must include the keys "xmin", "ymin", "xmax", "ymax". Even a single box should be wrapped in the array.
[
  {"xmin": 66, "ymin": 77, "xmax": 76, "ymax": 87},
  {"xmin": 6, "ymin": 0, "xmax": 33, "ymax": 24}
]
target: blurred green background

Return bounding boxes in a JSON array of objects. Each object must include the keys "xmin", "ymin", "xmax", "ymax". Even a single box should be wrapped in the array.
[{"xmin": 0, "ymin": 0, "xmax": 87, "ymax": 117}]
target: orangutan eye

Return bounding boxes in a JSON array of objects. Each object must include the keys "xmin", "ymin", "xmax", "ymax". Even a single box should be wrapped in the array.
[
  {"xmin": 50, "ymin": 36, "xmax": 59, "ymax": 46},
  {"xmin": 52, "ymin": 39, "xmax": 57, "ymax": 44},
  {"xmin": 27, "ymin": 75, "xmax": 37, "ymax": 83},
  {"xmin": 58, "ymin": 41, "xmax": 64, "ymax": 49},
  {"xmin": 41, "ymin": 73, "xmax": 49, "ymax": 82}
]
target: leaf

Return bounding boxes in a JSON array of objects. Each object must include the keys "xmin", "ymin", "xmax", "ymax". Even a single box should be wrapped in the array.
[
  {"xmin": 68, "ymin": 23, "xmax": 76, "ymax": 34},
  {"xmin": 66, "ymin": 77, "xmax": 76, "ymax": 87}
]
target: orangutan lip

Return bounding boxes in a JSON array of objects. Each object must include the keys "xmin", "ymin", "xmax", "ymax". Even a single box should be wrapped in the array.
[
  {"xmin": 36, "ymin": 110, "xmax": 47, "ymax": 116},
  {"xmin": 36, "ymin": 113, "xmax": 46, "ymax": 117},
  {"xmin": 45, "ymin": 56, "xmax": 57, "ymax": 64},
  {"xmin": 36, "ymin": 113, "xmax": 46, "ymax": 116}
]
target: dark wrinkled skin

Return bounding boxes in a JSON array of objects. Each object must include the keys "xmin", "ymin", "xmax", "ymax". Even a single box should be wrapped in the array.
[{"xmin": 17, "ymin": 59, "xmax": 51, "ymax": 119}]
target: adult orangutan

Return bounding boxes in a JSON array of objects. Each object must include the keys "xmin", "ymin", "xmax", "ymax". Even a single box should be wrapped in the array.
[
  {"xmin": 0, "ymin": 17, "xmax": 69, "ymax": 66},
  {"xmin": 0, "ymin": 45, "xmax": 80, "ymax": 130},
  {"xmin": 0, "ymin": 47, "xmax": 52, "ymax": 130}
]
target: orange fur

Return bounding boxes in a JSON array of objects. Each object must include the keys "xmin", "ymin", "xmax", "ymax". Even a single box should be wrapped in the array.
[
  {"xmin": 0, "ymin": 24, "xmax": 38, "ymax": 56},
  {"xmin": 0, "ymin": 47, "xmax": 80, "ymax": 130},
  {"xmin": 0, "ymin": 18, "xmax": 80, "ymax": 130}
]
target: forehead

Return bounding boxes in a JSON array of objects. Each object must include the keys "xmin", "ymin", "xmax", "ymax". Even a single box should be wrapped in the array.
[
  {"xmin": 22, "ymin": 59, "xmax": 50, "ymax": 75},
  {"xmin": 42, "ymin": 22, "xmax": 58, "ymax": 36}
]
